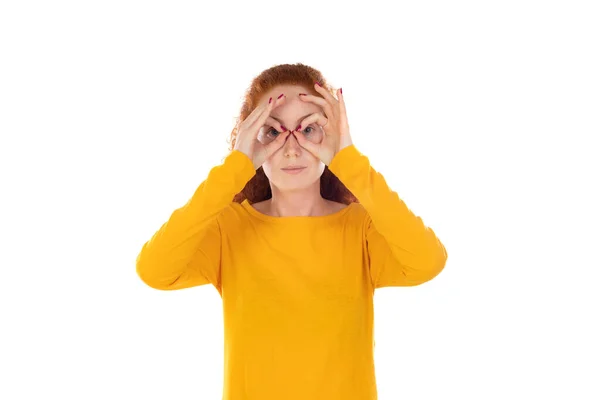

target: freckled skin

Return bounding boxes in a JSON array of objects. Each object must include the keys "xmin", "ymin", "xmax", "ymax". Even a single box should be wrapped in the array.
[
  {"xmin": 260, "ymin": 85, "xmax": 325, "ymax": 191},
  {"xmin": 253, "ymin": 84, "xmax": 343, "ymax": 217}
]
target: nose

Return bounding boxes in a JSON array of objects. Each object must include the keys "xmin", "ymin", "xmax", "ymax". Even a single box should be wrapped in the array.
[{"xmin": 283, "ymin": 131, "xmax": 301, "ymax": 158}]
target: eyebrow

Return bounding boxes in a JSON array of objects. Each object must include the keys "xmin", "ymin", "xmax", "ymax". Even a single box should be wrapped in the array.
[{"xmin": 270, "ymin": 113, "xmax": 314, "ymax": 126}]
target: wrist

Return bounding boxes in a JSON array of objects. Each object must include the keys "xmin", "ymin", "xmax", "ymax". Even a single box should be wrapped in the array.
[
  {"xmin": 234, "ymin": 142, "xmax": 251, "ymax": 158},
  {"xmin": 326, "ymin": 140, "xmax": 352, "ymax": 165},
  {"xmin": 339, "ymin": 137, "xmax": 353, "ymax": 153},
  {"xmin": 233, "ymin": 147, "xmax": 254, "ymax": 167}
]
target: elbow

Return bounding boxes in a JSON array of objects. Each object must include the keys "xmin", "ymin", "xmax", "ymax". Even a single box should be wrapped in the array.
[
  {"xmin": 136, "ymin": 262, "xmax": 175, "ymax": 291},
  {"xmin": 135, "ymin": 249, "xmax": 174, "ymax": 291},
  {"xmin": 136, "ymin": 256, "xmax": 160, "ymax": 290},
  {"xmin": 407, "ymin": 241, "xmax": 448, "ymax": 286},
  {"xmin": 425, "ymin": 240, "xmax": 448, "ymax": 282},
  {"xmin": 136, "ymin": 263, "xmax": 160, "ymax": 290},
  {"xmin": 429, "ymin": 242, "xmax": 448, "ymax": 280}
]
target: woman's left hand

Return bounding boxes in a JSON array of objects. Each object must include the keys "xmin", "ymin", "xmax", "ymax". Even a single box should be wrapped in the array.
[{"xmin": 294, "ymin": 83, "xmax": 353, "ymax": 165}]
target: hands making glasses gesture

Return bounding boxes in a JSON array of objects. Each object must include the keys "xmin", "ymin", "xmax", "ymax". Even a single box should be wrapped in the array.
[{"xmin": 233, "ymin": 83, "xmax": 353, "ymax": 169}]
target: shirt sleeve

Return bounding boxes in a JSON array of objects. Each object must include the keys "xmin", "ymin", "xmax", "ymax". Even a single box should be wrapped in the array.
[
  {"xmin": 328, "ymin": 145, "xmax": 447, "ymax": 288},
  {"xmin": 135, "ymin": 150, "xmax": 256, "ymax": 292}
]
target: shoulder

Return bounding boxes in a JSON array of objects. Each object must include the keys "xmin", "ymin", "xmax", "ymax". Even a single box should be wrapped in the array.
[
  {"xmin": 216, "ymin": 201, "xmax": 253, "ymax": 225},
  {"xmin": 342, "ymin": 201, "xmax": 370, "ymax": 226},
  {"xmin": 324, "ymin": 199, "xmax": 349, "ymax": 214}
]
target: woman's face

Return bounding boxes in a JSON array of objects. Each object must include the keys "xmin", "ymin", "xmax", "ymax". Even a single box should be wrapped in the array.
[{"xmin": 258, "ymin": 84, "xmax": 326, "ymax": 192}]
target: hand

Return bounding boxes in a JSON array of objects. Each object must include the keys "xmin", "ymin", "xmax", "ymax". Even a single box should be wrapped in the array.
[
  {"xmin": 293, "ymin": 83, "xmax": 353, "ymax": 165},
  {"xmin": 233, "ymin": 94, "xmax": 290, "ymax": 169}
]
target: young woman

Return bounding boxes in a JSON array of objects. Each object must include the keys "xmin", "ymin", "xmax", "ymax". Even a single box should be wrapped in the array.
[{"xmin": 136, "ymin": 63, "xmax": 448, "ymax": 400}]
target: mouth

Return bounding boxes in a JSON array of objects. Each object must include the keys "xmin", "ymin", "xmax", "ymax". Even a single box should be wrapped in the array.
[{"xmin": 281, "ymin": 166, "xmax": 307, "ymax": 174}]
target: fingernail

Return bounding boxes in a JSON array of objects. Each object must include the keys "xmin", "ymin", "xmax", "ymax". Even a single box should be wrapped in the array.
[
  {"xmin": 277, "ymin": 93, "xmax": 284, "ymax": 99},
  {"xmin": 340, "ymin": 87, "xmax": 343, "ymax": 94},
  {"xmin": 269, "ymin": 97, "xmax": 272, "ymax": 104},
  {"xmin": 295, "ymin": 124, "xmax": 301, "ymax": 131},
  {"xmin": 315, "ymin": 82, "xmax": 321, "ymax": 87},
  {"xmin": 281, "ymin": 125, "xmax": 287, "ymax": 131},
  {"xmin": 299, "ymin": 93, "xmax": 307, "ymax": 96}
]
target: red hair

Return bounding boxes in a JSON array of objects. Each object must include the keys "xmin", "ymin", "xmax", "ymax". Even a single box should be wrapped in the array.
[{"xmin": 228, "ymin": 63, "xmax": 357, "ymax": 205}]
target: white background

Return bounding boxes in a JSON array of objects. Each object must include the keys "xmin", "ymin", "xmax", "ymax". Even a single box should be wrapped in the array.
[{"xmin": 1, "ymin": 0, "xmax": 599, "ymax": 399}]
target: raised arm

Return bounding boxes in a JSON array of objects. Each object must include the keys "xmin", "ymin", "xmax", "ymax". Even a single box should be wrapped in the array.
[
  {"xmin": 328, "ymin": 145, "xmax": 447, "ymax": 288},
  {"xmin": 136, "ymin": 94, "xmax": 291, "ymax": 291},
  {"xmin": 135, "ymin": 150, "xmax": 256, "ymax": 291}
]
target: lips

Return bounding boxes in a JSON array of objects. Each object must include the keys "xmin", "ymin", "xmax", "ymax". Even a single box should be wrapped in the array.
[{"xmin": 281, "ymin": 166, "xmax": 307, "ymax": 174}]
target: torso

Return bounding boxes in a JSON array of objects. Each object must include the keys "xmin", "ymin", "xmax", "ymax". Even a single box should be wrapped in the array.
[{"xmin": 216, "ymin": 201, "xmax": 377, "ymax": 399}]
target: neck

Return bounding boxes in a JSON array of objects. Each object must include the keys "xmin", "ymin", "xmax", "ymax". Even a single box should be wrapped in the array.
[{"xmin": 267, "ymin": 182, "xmax": 328, "ymax": 217}]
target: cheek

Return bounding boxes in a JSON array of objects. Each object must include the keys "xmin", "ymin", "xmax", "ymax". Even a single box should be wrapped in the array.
[
  {"xmin": 305, "ymin": 157, "xmax": 326, "ymax": 182},
  {"xmin": 308, "ymin": 154, "xmax": 325, "ymax": 173},
  {"xmin": 261, "ymin": 152, "xmax": 280, "ymax": 179},
  {"xmin": 317, "ymin": 162, "xmax": 325, "ymax": 175}
]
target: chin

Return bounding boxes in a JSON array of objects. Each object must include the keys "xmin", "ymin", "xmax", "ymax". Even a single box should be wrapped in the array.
[
  {"xmin": 273, "ymin": 173, "xmax": 320, "ymax": 191},
  {"xmin": 265, "ymin": 166, "xmax": 324, "ymax": 192}
]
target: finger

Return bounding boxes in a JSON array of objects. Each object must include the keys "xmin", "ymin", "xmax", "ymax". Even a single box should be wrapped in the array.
[
  {"xmin": 298, "ymin": 93, "xmax": 335, "ymax": 120},
  {"xmin": 337, "ymin": 88, "xmax": 348, "ymax": 128},
  {"xmin": 264, "ymin": 116, "xmax": 288, "ymax": 132},
  {"xmin": 264, "ymin": 130, "xmax": 290, "ymax": 156},
  {"xmin": 313, "ymin": 82, "xmax": 340, "ymax": 107},
  {"xmin": 292, "ymin": 131, "xmax": 320, "ymax": 157},
  {"xmin": 295, "ymin": 112, "xmax": 328, "ymax": 132},
  {"xmin": 250, "ymin": 94, "xmax": 286, "ymax": 133},
  {"xmin": 241, "ymin": 97, "xmax": 271, "ymax": 128},
  {"xmin": 245, "ymin": 93, "xmax": 286, "ymax": 128}
]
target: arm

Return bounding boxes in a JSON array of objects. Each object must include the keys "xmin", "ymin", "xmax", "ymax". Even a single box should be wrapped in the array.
[
  {"xmin": 135, "ymin": 150, "xmax": 255, "ymax": 291},
  {"xmin": 328, "ymin": 145, "xmax": 447, "ymax": 288}
]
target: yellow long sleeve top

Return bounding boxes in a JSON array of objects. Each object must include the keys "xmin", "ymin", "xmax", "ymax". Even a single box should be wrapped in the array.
[{"xmin": 136, "ymin": 144, "xmax": 447, "ymax": 400}]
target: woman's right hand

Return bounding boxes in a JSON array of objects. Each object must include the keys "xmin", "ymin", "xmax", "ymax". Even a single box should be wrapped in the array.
[{"xmin": 233, "ymin": 93, "xmax": 289, "ymax": 170}]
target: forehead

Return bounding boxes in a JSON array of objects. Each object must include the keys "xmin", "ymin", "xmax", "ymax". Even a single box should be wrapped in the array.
[{"xmin": 263, "ymin": 84, "xmax": 321, "ymax": 120}]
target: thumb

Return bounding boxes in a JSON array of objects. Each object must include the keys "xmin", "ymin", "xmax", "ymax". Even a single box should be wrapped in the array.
[
  {"xmin": 293, "ymin": 131, "xmax": 320, "ymax": 157},
  {"xmin": 263, "ymin": 130, "xmax": 291, "ymax": 157}
]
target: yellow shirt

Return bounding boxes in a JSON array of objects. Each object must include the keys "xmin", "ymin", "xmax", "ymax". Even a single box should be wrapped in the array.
[{"xmin": 136, "ymin": 144, "xmax": 447, "ymax": 400}]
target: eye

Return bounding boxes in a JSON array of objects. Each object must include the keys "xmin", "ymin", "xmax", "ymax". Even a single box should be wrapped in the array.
[
  {"xmin": 302, "ymin": 126, "xmax": 314, "ymax": 134},
  {"xmin": 267, "ymin": 127, "xmax": 280, "ymax": 137}
]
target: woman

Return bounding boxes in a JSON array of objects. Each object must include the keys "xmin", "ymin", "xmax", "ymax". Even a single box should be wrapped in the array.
[{"xmin": 136, "ymin": 63, "xmax": 447, "ymax": 399}]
